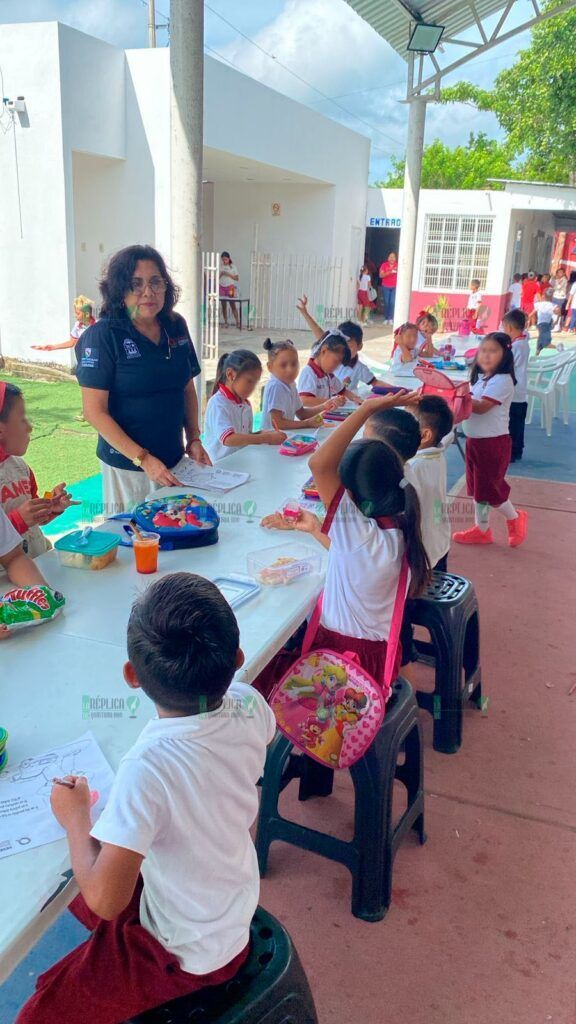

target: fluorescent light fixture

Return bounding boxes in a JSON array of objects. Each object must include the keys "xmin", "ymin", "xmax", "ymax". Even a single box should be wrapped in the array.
[{"xmin": 407, "ymin": 22, "xmax": 445, "ymax": 53}]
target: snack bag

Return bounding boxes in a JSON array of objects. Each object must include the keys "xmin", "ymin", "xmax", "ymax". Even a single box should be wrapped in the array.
[{"xmin": 0, "ymin": 587, "xmax": 65, "ymax": 632}]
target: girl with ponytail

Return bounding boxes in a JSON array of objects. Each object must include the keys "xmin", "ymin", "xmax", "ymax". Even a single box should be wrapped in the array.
[
  {"xmin": 260, "ymin": 392, "xmax": 429, "ymax": 691},
  {"xmin": 204, "ymin": 350, "xmax": 286, "ymax": 462}
]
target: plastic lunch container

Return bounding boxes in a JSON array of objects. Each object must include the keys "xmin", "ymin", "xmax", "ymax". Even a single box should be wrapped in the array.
[
  {"xmin": 247, "ymin": 543, "xmax": 322, "ymax": 586},
  {"xmin": 54, "ymin": 530, "xmax": 120, "ymax": 571}
]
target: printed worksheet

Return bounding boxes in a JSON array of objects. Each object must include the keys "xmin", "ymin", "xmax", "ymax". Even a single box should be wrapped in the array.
[
  {"xmin": 171, "ymin": 458, "xmax": 250, "ymax": 493},
  {"xmin": 0, "ymin": 732, "xmax": 114, "ymax": 859}
]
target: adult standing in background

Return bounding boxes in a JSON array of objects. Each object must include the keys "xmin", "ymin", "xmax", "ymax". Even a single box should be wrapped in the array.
[
  {"xmin": 379, "ymin": 252, "xmax": 398, "ymax": 325},
  {"xmin": 76, "ymin": 244, "xmax": 210, "ymax": 515},
  {"xmin": 551, "ymin": 266, "xmax": 569, "ymax": 331},
  {"xmin": 219, "ymin": 251, "xmax": 240, "ymax": 329}
]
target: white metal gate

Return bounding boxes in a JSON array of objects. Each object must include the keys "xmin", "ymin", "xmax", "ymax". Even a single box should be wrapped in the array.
[
  {"xmin": 250, "ymin": 252, "xmax": 344, "ymax": 331},
  {"xmin": 201, "ymin": 251, "xmax": 219, "ymax": 384}
]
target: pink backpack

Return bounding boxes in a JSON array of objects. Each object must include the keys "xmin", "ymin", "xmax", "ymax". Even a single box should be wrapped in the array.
[
  {"xmin": 413, "ymin": 363, "xmax": 472, "ymax": 425},
  {"xmin": 270, "ymin": 557, "xmax": 409, "ymax": 768}
]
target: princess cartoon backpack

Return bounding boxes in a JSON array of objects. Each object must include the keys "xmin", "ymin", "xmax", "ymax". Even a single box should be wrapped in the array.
[
  {"xmin": 413, "ymin": 363, "xmax": 472, "ymax": 425},
  {"xmin": 270, "ymin": 557, "xmax": 409, "ymax": 769}
]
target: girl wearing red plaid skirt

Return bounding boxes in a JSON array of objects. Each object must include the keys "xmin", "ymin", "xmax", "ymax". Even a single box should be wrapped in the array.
[{"xmin": 454, "ymin": 332, "xmax": 528, "ymax": 548}]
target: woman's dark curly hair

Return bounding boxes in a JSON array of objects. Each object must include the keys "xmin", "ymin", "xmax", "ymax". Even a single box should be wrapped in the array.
[{"xmin": 99, "ymin": 245, "xmax": 181, "ymax": 319}]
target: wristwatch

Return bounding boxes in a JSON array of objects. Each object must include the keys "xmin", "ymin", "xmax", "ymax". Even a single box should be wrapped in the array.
[{"xmin": 132, "ymin": 449, "xmax": 148, "ymax": 468}]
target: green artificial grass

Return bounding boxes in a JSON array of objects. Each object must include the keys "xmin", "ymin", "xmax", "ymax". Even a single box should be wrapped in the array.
[{"xmin": 1, "ymin": 374, "xmax": 99, "ymax": 494}]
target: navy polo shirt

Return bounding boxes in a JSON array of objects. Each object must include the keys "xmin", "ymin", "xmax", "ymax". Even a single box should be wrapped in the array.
[{"xmin": 75, "ymin": 313, "xmax": 201, "ymax": 471}]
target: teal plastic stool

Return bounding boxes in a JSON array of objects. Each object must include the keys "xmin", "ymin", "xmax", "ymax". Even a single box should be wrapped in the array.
[{"xmin": 126, "ymin": 907, "xmax": 318, "ymax": 1024}]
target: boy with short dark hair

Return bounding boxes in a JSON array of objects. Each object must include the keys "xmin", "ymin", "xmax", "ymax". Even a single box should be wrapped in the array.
[
  {"xmin": 502, "ymin": 307, "xmax": 530, "ymax": 462},
  {"xmin": 17, "ymin": 573, "xmax": 276, "ymax": 1024}
]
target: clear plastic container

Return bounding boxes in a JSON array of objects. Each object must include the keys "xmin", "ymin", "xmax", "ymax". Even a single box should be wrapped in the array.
[
  {"xmin": 247, "ymin": 543, "xmax": 322, "ymax": 586},
  {"xmin": 54, "ymin": 530, "xmax": 120, "ymax": 571}
]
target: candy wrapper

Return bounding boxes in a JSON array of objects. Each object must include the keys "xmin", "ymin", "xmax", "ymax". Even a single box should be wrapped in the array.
[{"xmin": 0, "ymin": 586, "xmax": 65, "ymax": 632}]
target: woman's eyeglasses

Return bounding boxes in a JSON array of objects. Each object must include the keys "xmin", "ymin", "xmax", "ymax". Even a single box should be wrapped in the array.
[{"xmin": 129, "ymin": 277, "xmax": 167, "ymax": 295}]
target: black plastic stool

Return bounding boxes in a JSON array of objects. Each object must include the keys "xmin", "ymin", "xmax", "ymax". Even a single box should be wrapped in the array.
[
  {"xmin": 126, "ymin": 906, "xmax": 318, "ymax": 1024},
  {"xmin": 409, "ymin": 571, "xmax": 482, "ymax": 755},
  {"xmin": 256, "ymin": 678, "xmax": 426, "ymax": 922}
]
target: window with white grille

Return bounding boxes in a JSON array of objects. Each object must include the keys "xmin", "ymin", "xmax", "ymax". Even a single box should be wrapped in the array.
[{"xmin": 420, "ymin": 215, "xmax": 494, "ymax": 291}]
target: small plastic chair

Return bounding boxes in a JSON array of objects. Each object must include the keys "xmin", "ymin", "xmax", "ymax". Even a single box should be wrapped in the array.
[
  {"xmin": 553, "ymin": 350, "xmax": 576, "ymax": 424},
  {"xmin": 408, "ymin": 571, "xmax": 482, "ymax": 754},
  {"xmin": 256, "ymin": 678, "xmax": 426, "ymax": 922},
  {"xmin": 526, "ymin": 358, "xmax": 570, "ymax": 435},
  {"xmin": 125, "ymin": 907, "xmax": 318, "ymax": 1024}
]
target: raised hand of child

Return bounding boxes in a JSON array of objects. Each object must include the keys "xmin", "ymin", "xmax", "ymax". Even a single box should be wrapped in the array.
[
  {"xmin": 17, "ymin": 498, "xmax": 54, "ymax": 528},
  {"xmin": 296, "ymin": 294, "xmax": 308, "ymax": 313},
  {"xmin": 370, "ymin": 390, "xmax": 421, "ymax": 411}
]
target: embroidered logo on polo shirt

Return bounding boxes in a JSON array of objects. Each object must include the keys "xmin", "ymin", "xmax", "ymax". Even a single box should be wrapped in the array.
[
  {"xmin": 81, "ymin": 346, "xmax": 99, "ymax": 368},
  {"xmin": 123, "ymin": 338, "xmax": 141, "ymax": 359}
]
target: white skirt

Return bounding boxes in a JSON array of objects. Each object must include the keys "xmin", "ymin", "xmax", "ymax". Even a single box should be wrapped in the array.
[{"xmin": 100, "ymin": 462, "xmax": 155, "ymax": 516}]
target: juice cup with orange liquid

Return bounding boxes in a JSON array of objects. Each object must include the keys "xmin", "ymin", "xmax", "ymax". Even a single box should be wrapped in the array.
[{"xmin": 132, "ymin": 531, "xmax": 160, "ymax": 574}]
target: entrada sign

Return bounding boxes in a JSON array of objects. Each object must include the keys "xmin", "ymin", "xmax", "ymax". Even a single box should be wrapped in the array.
[{"xmin": 368, "ymin": 217, "xmax": 402, "ymax": 227}]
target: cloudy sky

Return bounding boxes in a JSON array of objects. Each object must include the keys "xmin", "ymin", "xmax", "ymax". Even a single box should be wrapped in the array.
[{"xmin": 0, "ymin": 0, "xmax": 536, "ymax": 180}]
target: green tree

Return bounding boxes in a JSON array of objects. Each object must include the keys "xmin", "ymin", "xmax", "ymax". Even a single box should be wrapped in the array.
[
  {"xmin": 375, "ymin": 133, "xmax": 515, "ymax": 189},
  {"xmin": 440, "ymin": 1, "xmax": 576, "ymax": 183}
]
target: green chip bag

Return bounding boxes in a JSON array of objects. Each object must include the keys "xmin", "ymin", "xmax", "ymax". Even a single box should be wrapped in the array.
[{"xmin": 0, "ymin": 586, "xmax": 65, "ymax": 631}]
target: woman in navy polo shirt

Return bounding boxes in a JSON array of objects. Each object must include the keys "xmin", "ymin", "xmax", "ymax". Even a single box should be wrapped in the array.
[{"xmin": 76, "ymin": 245, "xmax": 210, "ymax": 514}]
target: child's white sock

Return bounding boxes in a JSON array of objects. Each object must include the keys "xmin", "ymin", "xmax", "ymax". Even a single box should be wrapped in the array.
[
  {"xmin": 496, "ymin": 500, "xmax": 518, "ymax": 521},
  {"xmin": 474, "ymin": 502, "xmax": 490, "ymax": 531}
]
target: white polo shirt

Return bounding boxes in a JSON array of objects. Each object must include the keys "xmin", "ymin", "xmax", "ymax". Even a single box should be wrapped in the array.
[
  {"xmin": 534, "ymin": 300, "xmax": 555, "ymax": 324},
  {"xmin": 467, "ymin": 290, "xmax": 483, "ymax": 311},
  {"xmin": 463, "ymin": 374, "xmax": 514, "ymax": 438},
  {"xmin": 390, "ymin": 347, "xmax": 418, "ymax": 369},
  {"xmin": 91, "ymin": 681, "xmax": 276, "ymax": 975},
  {"xmin": 261, "ymin": 377, "xmax": 301, "ymax": 430},
  {"xmin": 406, "ymin": 447, "xmax": 450, "ymax": 567},
  {"xmin": 510, "ymin": 331, "xmax": 531, "ymax": 403},
  {"xmin": 297, "ymin": 359, "xmax": 344, "ymax": 401},
  {"xmin": 0, "ymin": 508, "xmax": 20, "ymax": 557},
  {"xmin": 321, "ymin": 490, "xmax": 407, "ymax": 642},
  {"xmin": 204, "ymin": 386, "xmax": 253, "ymax": 462},
  {"xmin": 334, "ymin": 358, "xmax": 375, "ymax": 391}
]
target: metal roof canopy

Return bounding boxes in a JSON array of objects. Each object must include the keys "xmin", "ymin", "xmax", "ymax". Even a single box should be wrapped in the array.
[{"xmin": 345, "ymin": 0, "xmax": 576, "ymax": 98}]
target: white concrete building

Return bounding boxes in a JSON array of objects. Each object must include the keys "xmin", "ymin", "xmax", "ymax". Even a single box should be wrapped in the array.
[
  {"xmin": 366, "ymin": 182, "xmax": 576, "ymax": 332},
  {"xmin": 0, "ymin": 22, "xmax": 370, "ymax": 363}
]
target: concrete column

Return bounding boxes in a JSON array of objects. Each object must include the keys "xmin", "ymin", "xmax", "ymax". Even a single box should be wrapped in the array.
[
  {"xmin": 394, "ymin": 95, "xmax": 426, "ymax": 327},
  {"xmin": 170, "ymin": 0, "xmax": 204, "ymax": 406}
]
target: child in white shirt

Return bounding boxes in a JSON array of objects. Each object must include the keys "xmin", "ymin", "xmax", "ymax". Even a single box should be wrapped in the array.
[
  {"xmin": 297, "ymin": 332, "xmax": 351, "ymax": 406},
  {"xmin": 16, "ymin": 573, "xmax": 276, "ymax": 1023},
  {"xmin": 261, "ymin": 338, "xmax": 334, "ymax": 431},
  {"xmin": 259, "ymin": 394, "xmax": 429, "ymax": 696},
  {"xmin": 502, "ymin": 308, "xmax": 531, "ymax": 462},
  {"xmin": 390, "ymin": 323, "xmax": 419, "ymax": 369},
  {"xmin": 454, "ymin": 333, "xmax": 527, "ymax": 548},
  {"xmin": 414, "ymin": 312, "xmax": 440, "ymax": 357},
  {"xmin": 296, "ymin": 298, "xmax": 386, "ymax": 395},
  {"xmin": 204, "ymin": 350, "xmax": 286, "ymax": 462},
  {"xmin": 508, "ymin": 274, "xmax": 522, "ymax": 311},
  {"xmin": 466, "ymin": 279, "xmax": 483, "ymax": 315},
  {"xmin": 533, "ymin": 288, "xmax": 555, "ymax": 352}
]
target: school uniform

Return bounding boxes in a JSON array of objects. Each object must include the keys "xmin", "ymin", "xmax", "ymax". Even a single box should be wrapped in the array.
[
  {"xmin": 261, "ymin": 376, "xmax": 302, "ymax": 430},
  {"xmin": 508, "ymin": 331, "xmax": 531, "ymax": 461},
  {"xmin": 463, "ymin": 374, "xmax": 514, "ymax": 505},
  {"xmin": 390, "ymin": 347, "xmax": 417, "ymax": 370},
  {"xmin": 17, "ymin": 682, "xmax": 276, "ymax": 1024},
  {"xmin": 75, "ymin": 313, "xmax": 200, "ymax": 514},
  {"xmin": 0, "ymin": 454, "xmax": 51, "ymax": 558},
  {"xmin": 406, "ymin": 445, "xmax": 450, "ymax": 569},
  {"xmin": 466, "ymin": 291, "xmax": 483, "ymax": 318},
  {"xmin": 297, "ymin": 359, "xmax": 345, "ymax": 402},
  {"xmin": 334, "ymin": 357, "xmax": 375, "ymax": 392},
  {"xmin": 0, "ymin": 507, "xmax": 21, "ymax": 557},
  {"xmin": 508, "ymin": 281, "xmax": 522, "ymax": 309},
  {"xmin": 204, "ymin": 385, "xmax": 253, "ymax": 462}
]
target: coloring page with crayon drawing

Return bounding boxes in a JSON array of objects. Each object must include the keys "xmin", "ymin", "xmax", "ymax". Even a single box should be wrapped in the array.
[{"xmin": 0, "ymin": 732, "xmax": 114, "ymax": 859}]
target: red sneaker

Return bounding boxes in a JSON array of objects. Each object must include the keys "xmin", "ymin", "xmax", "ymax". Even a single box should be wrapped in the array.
[
  {"xmin": 453, "ymin": 525, "xmax": 494, "ymax": 545},
  {"xmin": 507, "ymin": 509, "xmax": 528, "ymax": 548}
]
